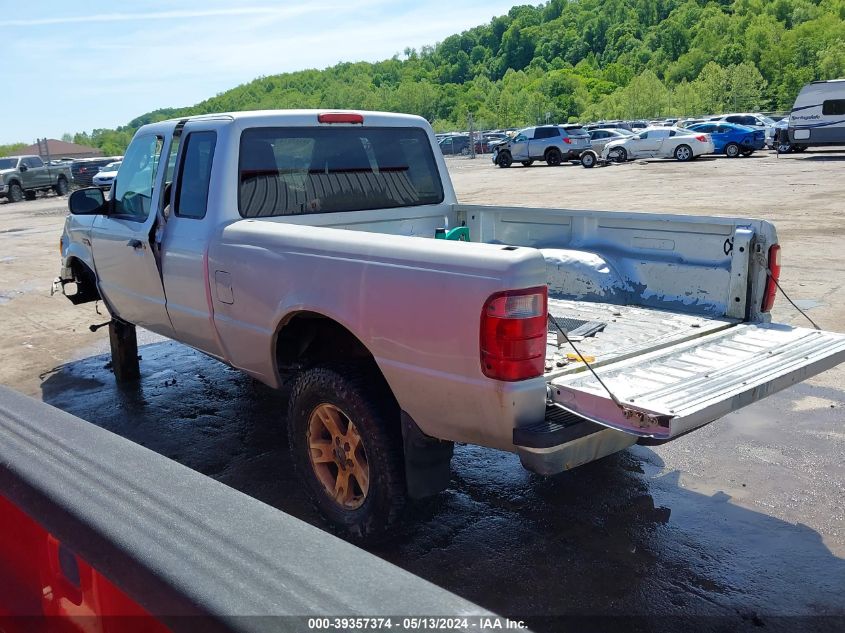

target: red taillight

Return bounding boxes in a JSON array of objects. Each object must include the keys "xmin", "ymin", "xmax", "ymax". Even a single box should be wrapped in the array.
[
  {"xmin": 761, "ymin": 244, "xmax": 781, "ymax": 312},
  {"xmin": 480, "ymin": 287, "xmax": 548, "ymax": 381},
  {"xmin": 562, "ymin": 137, "xmax": 572, "ymax": 144},
  {"xmin": 317, "ymin": 112, "xmax": 364, "ymax": 124},
  {"xmin": 695, "ymin": 135, "xmax": 707, "ymax": 142}
]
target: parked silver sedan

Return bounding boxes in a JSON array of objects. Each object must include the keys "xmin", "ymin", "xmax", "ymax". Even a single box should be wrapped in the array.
[{"xmin": 588, "ymin": 128, "xmax": 635, "ymax": 153}]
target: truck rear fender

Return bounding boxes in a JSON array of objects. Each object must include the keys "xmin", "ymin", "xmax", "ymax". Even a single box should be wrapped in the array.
[{"xmin": 273, "ymin": 310, "xmax": 453, "ymax": 498}]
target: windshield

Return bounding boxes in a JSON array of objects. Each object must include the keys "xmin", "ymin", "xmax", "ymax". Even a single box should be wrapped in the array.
[
  {"xmin": 0, "ymin": 158, "xmax": 19, "ymax": 169},
  {"xmin": 101, "ymin": 162, "xmax": 122, "ymax": 171},
  {"xmin": 761, "ymin": 116, "xmax": 777, "ymax": 126}
]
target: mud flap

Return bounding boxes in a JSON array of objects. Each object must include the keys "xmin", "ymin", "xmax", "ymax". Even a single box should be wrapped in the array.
[{"xmin": 401, "ymin": 411, "xmax": 453, "ymax": 499}]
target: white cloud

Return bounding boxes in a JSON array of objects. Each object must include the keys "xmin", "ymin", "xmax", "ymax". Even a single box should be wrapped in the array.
[{"xmin": 4, "ymin": 4, "xmax": 345, "ymax": 27}]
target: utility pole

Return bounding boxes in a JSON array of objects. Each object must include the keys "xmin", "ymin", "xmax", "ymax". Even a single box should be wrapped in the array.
[{"xmin": 468, "ymin": 113, "xmax": 476, "ymax": 159}]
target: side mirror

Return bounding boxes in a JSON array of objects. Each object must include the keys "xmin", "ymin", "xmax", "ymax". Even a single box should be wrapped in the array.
[
  {"xmin": 68, "ymin": 187, "xmax": 107, "ymax": 215},
  {"xmin": 19, "ymin": 164, "xmax": 28, "ymax": 172}
]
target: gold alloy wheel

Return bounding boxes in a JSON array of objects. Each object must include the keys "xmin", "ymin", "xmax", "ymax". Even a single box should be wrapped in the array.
[{"xmin": 307, "ymin": 403, "xmax": 370, "ymax": 509}]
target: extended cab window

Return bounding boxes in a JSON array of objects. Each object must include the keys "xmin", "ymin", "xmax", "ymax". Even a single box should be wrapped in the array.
[
  {"xmin": 24, "ymin": 157, "xmax": 44, "ymax": 168},
  {"xmin": 175, "ymin": 131, "xmax": 216, "ymax": 219},
  {"xmin": 239, "ymin": 127, "xmax": 444, "ymax": 217},
  {"xmin": 822, "ymin": 99, "xmax": 845, "ymax": 116},
  {"xmin": 113, "ymin": 134, "xmax": 164, "ymax": 220}
]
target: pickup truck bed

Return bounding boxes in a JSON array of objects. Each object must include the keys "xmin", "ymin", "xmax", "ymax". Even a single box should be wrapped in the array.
[{"xmin": 544, "ymin": 298, "xmax": 737, "ymax": 379}]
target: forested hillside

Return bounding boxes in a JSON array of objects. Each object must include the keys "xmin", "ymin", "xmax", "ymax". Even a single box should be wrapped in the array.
[{"xmin": 73, "ymin": 0, "xmax": 845, "ymax": 154}]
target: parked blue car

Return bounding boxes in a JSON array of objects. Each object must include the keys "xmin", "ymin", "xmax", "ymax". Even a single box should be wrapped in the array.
[{"xmin": 686, "ymin": 122, "xmax": 766, "ymax": 157}]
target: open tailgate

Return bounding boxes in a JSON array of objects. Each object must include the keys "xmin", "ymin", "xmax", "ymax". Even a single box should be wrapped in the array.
[{"xmin": 548, "ymin": 323, "xmax": 845, "ymax": 440}]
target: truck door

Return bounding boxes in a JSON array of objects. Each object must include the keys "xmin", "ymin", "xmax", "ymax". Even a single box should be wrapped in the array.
[
  {"xmin": 89, "ymin": 133, "xmax": 175, "ymax": 337},
  {"xmin": 158, "ymin": 125, "xmax": 226, "ymax": 359},
  {"xmin": 645, "ymin": 129, "xmax": 670, "ymax": 156},
  {"xmin": 509, "ymin": 132, "xmax": 530, "ymax": 160},
  {"xmin": 24, "ymin": 157, "xmax": 49, "ymax": 188}
]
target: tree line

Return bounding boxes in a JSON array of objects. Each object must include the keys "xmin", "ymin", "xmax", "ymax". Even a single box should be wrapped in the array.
[{"xmin": 24, "ymin": 0, "xmax": 845, "ymax": 154}]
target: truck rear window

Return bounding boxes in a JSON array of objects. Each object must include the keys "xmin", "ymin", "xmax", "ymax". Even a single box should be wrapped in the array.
[{"xmin": 239, "ymin": 127, "xmax": 444, "ymax": 217}]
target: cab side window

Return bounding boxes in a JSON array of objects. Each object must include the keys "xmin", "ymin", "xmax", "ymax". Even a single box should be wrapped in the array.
[
  {"xmin": 175, "ymin": 131, "xmax": 217, "ymax": 219},
  {"xmin": 24, "ymin": 157, "xmax": 44, "ymax": 168},
  {"xmin": 113, "ymin": 134, "xmax": 164, "ymax": 220}
]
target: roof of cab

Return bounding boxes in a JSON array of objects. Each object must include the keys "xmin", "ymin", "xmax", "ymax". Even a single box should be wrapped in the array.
[{"xmin": 142, "ymin": 109, "xmax": 430, "ymax": 132}]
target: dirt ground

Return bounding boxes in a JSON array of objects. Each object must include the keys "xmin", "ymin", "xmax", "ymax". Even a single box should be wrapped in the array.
[{"xmin": 1, "ymin": 148, "xmax": 844, "ymax": 628}]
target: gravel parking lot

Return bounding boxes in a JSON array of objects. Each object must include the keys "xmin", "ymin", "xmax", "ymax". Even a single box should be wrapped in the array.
[{"xmin": 1, "ymin": 149, "xmax": 843, "ymax": 630}]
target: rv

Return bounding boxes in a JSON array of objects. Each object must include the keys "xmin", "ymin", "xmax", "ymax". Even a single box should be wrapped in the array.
[{"xmin": 788, "ymin": 79, "xmax": 845, "ymax": 149}]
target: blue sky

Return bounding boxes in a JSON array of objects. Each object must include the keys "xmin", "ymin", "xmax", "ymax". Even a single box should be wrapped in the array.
[{"xmin": 0, "ymin": 0, "xmax": 517, "ymax": 145}]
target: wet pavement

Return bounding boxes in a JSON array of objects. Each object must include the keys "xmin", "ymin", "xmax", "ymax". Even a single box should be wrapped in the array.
[{"xmin": 38, "ymin": 337, "xmax": 845, "ymax": 632}]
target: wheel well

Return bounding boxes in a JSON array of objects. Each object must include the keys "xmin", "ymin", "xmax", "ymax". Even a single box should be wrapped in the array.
[
  {"xmin": 545, "ymin": 146, "xmax": 560, "ymax": 156},
  {"xmin": 64, "ymin": 258, "xmax": 101, "ymax": 304},
  {"xmin": 275, "ymin": 312, "xmax": 377, "ymax": 374}
]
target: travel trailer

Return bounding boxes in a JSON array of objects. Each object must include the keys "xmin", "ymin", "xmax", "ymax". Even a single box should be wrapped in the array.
[{"xmin": 788, "ymin": 79, "xmax": 845, "ymax": 148}]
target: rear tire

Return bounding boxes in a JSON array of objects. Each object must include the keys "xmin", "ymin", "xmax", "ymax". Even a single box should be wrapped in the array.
[
  {"xmin": 725, "ymin": 143, "xmax": 740, "ymax": 158},
  {"xmin": 7, "ymin": 182, "xmax": 23, "ymax": 203},
  {"xmin": 287, "ymin": 364, "xmax": 406, "ymax": 539},
  {"xmin": 741, "ymin": 149, "xmax": 754, "ymax": 157},
  {"xmin": 54, "ymin": 177, "xmax": 68, "ymax": 196},
  {"xmin": 580, "ymin": 151, "xmax": 597, "ymax": 168},
  {"xmin": 545, "ymin": 148, "xmax": 562, "ymax": 166},
  {"xmin": 496, "ymin": 151, "xmax": 512, "ymax": 168},
  {"xmin": 674, "ymin": 144, "xmax": 693, "ymax": 162},
  {"xmin": 777, "ymin": 141, "xmax": 792, "ymax": 154}
]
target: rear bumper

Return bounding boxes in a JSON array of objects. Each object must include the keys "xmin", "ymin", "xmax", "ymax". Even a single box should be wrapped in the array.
[
  {"xmin": 740, "ymin": 139, "xmax": 766, "ymax": 151},
  {"xmin": 513, "ymin": 405, "xmax": 637, "ymax": 475}
]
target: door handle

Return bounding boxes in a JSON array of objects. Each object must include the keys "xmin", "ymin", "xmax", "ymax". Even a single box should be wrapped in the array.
[{"xmin": 127, "ymin": 239, "xmax": 144, "ymax": 250}]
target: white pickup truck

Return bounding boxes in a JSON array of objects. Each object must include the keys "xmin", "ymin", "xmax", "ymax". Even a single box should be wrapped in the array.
[{"xmin": 57, "ymin": 110, "xmax": 845, "ymax": 537}]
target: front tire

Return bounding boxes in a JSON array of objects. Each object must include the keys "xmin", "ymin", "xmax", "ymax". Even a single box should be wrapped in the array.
[
  {"xmin": 287, "ymin": 365, "xmax": 405, "ymax": 539},
  {"xmin": 725, "ymin": 143, "xmax": 740, "ymax": 158},
  {"xmin": 674, "ymin": 144, "xmax": 693, "ymax": 161},
  {"xmin": 7, "ymin": 182, "xmax": 23, "ymax": 203},
  {"xmin": 777, "ymin": 141, "xmax": 792, "ymax": 154},
  {"xmin": 607, "ymin": 147, "xmax": 627, "ymax": 163},
  {"xmin": 496, "ymin": 151, "xmax": 512, "ymax": 168},
  {"xmin": 545, "ymin": 148, "xmax": 562, "ymax": 166},
  {"xmin": 741, "ymin": 149, "xmax": 754, "ymax": 157}
]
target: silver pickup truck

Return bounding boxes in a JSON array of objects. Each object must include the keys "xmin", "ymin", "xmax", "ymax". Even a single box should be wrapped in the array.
[
  {"xmin": 0, "ymin": 155, "xmax": 71, "ymax": 202},
  {"xmin": 57, "ymin": 110, "xmax": 845, "ymax": 537}
]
